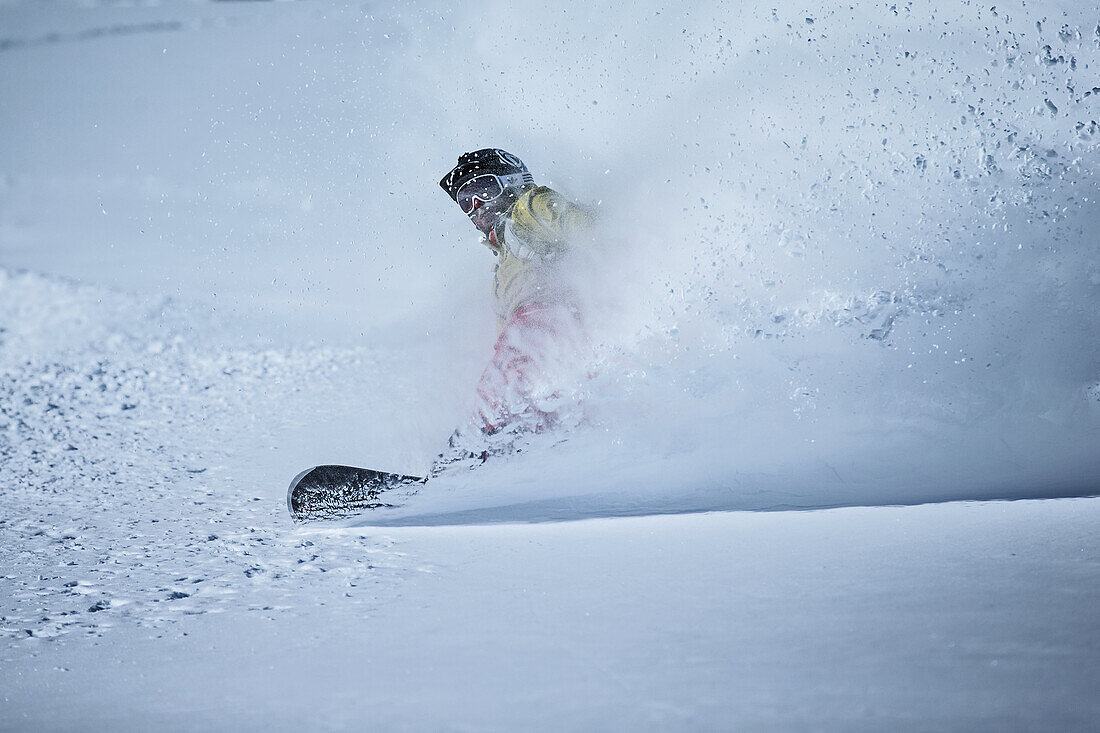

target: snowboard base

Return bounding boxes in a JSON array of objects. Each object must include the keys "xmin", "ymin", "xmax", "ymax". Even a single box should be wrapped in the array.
[{"xmin": 287, "ymin": 465, "xmax": 425, "ymax": 522}]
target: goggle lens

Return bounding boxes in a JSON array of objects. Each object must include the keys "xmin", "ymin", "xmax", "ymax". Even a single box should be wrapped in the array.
[{"xmin": 457, "ymin": 175, "xmax": 506, "ymax": 214}]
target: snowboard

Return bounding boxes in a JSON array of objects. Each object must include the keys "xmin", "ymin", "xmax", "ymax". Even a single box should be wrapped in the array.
[{"xmin": 287, "ymin": 464, "xmax": 426, "ymax": 522}]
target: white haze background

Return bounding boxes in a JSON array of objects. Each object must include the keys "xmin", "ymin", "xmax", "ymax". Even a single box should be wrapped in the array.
[
  {"xmin": 1, "ymin": 0, "xmax": 1098, "ymax": 729},
  {"xmin": 4, "ymin": 0, "xmax": 1097, "ymax": 511}
]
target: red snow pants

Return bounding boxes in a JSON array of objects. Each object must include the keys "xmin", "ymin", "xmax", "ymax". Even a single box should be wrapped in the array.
[{"xmin": 473, "ymin": 302, "xmax": 583, "ymax": 434}]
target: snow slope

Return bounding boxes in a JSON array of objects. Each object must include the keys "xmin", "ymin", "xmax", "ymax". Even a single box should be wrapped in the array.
[
  {"xmin": 5, "ymin": 499, "xmax": 1100, "ymax": 731},
  {"xmin": 1, "ymin": 0, "xmax": 1099, "ymax": 730}
]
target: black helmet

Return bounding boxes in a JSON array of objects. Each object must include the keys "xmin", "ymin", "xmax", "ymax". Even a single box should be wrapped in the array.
[{"xmin": 440, "ymin": 148, "xmax": 534, "ymax": 203}]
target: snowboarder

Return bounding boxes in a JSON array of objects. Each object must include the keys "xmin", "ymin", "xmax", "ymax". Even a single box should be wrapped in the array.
[
  {"xmin": 286, "ymin": 150, "xmax": 598, "ymax": 521},
  {"xmin": 439, "ymin": 148, "xmax": 595, "ymax": 441}
]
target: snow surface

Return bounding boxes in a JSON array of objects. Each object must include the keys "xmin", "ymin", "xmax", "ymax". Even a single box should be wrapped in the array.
[{"xmin": 1, "ymin": 0, "xmax": 1099, "ymax": 730}]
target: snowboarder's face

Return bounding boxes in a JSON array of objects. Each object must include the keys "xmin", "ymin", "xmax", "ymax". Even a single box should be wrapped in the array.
[
  {"xmin": 456, "ymin": 173, "xmax": 517, "ymax": 239},
  {"xmin": 468, "ymin": 197, "xmax": 507, "ymax": 238}
]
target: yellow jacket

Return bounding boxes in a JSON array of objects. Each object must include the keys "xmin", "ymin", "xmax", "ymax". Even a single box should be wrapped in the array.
[{"xmin": 490, "ymin": 186, "xmax": 594, "ymax": 329}]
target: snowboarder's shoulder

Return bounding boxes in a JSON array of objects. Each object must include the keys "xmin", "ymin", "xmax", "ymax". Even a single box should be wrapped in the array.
[
  {"xmin": 512, "ymin": 185, "xmax": 561, "ymax": 217},
  {"xmin": 510, "ymin": 186, "xmax": 594, "ymax": 233}
]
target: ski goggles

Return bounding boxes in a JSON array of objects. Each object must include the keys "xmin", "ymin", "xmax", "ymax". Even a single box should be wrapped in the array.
[{"xmin": 456, "ymin": 173, "xmax": 528, "ymax": 214}]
